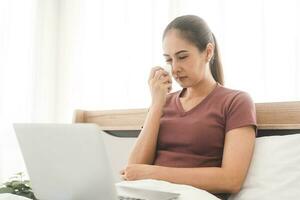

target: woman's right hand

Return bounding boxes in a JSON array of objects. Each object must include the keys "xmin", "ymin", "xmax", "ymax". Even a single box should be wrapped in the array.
[{"xmin": 148, "ymin": 67, "xmax": 172, "ymax": 109}]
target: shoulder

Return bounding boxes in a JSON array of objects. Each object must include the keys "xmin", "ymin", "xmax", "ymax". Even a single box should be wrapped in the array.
[
  {"xmin": 217, "ymin": 86, "xmax": 257, "ymax": 133},
  {"xmin": 215, "ymin": 85, "xmax": 254, "ymax": 107},
  {"xmin": 217, "ymin": 85, "xmax": 256, "ymax": 117}
]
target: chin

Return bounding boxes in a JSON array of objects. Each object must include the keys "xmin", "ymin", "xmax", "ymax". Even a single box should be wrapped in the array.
[
  {"xmin": 176, "ymin": 78, "xmax": 195, "ymax": 88},
  {"xmin": 177, "ymin": 82, "xmax": 190, "ymax": 88}
]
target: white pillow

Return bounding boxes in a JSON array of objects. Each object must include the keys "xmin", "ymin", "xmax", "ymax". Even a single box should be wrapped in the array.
[{"xmin": 229, "ymin": 134, "xmax": 300, "ymax": 200}]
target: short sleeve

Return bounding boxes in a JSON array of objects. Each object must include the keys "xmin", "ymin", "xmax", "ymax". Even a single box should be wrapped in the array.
[{"xmin": 225, "ymin": 92, "xmax": 257, "ymax": 134}]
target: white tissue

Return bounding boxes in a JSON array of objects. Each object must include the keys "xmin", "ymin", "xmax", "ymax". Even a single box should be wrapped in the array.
[{"xmin": 163, "ymin": 64, "xmax": 172, "ymax": 75}]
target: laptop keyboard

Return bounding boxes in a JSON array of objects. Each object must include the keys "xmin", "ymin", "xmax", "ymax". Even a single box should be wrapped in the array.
[
  {"xmin": 118, "ymin": 195, "xmax": 178, "ymax": 200},
  {"xmin": 118, "ymin": 195, "xmax": 145, "ymax": 200}
]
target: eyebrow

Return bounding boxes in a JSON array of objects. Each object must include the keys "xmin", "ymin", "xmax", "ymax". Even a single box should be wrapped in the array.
[{"xmin": 163, "ymin": 50, "xmax": 188, "ymax": 57}]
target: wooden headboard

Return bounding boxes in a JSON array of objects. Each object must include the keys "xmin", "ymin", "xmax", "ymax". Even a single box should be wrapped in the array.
[{"xmin": 73, "ymin": 101, "xmax": 300, "ymax": 136}]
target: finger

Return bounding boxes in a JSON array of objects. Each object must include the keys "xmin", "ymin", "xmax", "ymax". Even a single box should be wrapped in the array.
[
  {"xmin": 162, "ymin": 71, "xmax": 171, "ymax": 80},
  {"xmin": 158, "ymin": 82, "xmax": 172, "ymax": 93},
  {"xmin": 159, "ymin": 74, "xmax": 172, "ymax": 83},
  {"xmin": 121, "ymin": 174, "xmax": 127, "ymax": 181},
  {"xmin": 165, "ymin": 82, "xmax": 172, "ymax": 90},
  {"xmin": 168, "ymin": 85, "xmax": 172, "ymax": 93},
  {"xmin": 164, "ymin": 74, "xmax": 172, "ymax": 83},
  {"xmin": 154, "ymin": 69, "xmax": 168, "ymax": 81},
  {"xmin": 149, "ymin": 66, "xmax": 163, "ymax": 81},
  {"xmin": 162, "ymin": 70, "xmax": 171, "ymax": 78},
  {"xmin": 119, "ymin": 169, "xmax": 125, "ymax": 175},
  {"xmin": 161, "ymin": 70, "xmax": 170, "ymax": 77},
  {"xmin": 160, "ymin": 76, "xmax": 170, "ymax": 84},
  {"xmin": 166, "ymin": 82, "xmax": 172, "ymax": 88}
]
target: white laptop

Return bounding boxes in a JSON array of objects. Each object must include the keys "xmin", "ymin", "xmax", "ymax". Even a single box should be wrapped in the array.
[{"xmin": 13, "ymin": 123, "xmax": 180, "ymax": 200}]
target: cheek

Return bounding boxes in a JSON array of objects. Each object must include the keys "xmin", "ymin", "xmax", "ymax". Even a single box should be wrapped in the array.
[{"xmin": 190, "ymin": 61, "xmax": 206, "ymax": 79}]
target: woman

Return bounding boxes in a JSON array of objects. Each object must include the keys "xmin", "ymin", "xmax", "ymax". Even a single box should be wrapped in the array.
[{"xmin": 121, "ymin": 15, "xmax": 257, "ymax": 200}]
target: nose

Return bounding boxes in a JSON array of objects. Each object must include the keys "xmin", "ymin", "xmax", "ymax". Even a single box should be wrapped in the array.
[{"xmin": 171, "ymin": 60, "xmax": 181, "ymax": 74}]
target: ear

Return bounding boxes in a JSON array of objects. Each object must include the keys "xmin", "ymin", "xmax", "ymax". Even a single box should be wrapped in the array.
[{"xmin": 205, "ymin": 43, "xmax": 214, "ymax": 63}]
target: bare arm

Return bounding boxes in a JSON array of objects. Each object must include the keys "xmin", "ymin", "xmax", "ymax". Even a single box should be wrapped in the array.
[
  {"xmin": 127, "ymin": 106, "xmax": 162, "ymax": 164},
  {"xmin": 128, "ymin": 67, "xmax": 172, "ymax": 165},
  {"xmin": 124, "ymin": 126, "xmax": 256, "ymax": 194}
]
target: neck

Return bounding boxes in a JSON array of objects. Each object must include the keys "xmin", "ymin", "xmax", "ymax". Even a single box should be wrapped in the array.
[{"xmin": 183, "ymin": 77, "xmax": 217, "ymax": 100}]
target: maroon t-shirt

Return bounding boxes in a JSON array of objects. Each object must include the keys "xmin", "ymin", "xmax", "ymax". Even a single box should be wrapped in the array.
[{"xmin": 153, "ymin": 83, "xmax": 257, "ymax": 199}]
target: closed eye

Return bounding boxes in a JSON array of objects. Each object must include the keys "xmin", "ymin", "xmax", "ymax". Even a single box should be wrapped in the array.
[
  {"xmin": 165, "ymin": 55, "xmax": 187, "ymax": 63},
  {"xmin": 178, "ymin": 56, "xmax": 188, "ymax": 60},
  {"xmin": 165, "ymin": 59, "xmax": 172, "ymax": 63}
]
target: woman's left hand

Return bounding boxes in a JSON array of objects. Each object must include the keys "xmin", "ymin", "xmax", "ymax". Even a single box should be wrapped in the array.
[{"xmin": 120, "ymin": 164, "xmax": 158, "ymax": 181}]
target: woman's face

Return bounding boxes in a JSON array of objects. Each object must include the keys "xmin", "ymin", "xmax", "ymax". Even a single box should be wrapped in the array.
[{"xmin": 162, "ymin": 29, "xmax": 212, "ymax": 88}]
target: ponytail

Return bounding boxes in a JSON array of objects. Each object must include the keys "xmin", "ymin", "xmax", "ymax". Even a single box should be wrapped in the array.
[{"xmin": 210, "ymin": 33, "xmax": 224, "ymax": 85}]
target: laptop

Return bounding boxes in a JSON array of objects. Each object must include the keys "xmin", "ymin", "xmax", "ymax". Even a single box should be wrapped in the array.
[{"xmin": 13, "ymin": 123, "xmax": 180, "ymax": 200}]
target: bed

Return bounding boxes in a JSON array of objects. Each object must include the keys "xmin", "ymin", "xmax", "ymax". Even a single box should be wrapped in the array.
[{"xmin": 73, "ymin": 101, "xmax": 300, "ymax": 199}]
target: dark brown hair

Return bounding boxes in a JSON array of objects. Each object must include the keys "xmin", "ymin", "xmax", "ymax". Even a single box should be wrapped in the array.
[{"xmin": 163, "ymin": 15, "xmax": 224, "ymax": 85}]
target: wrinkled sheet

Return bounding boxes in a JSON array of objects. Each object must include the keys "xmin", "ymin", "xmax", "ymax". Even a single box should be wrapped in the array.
[{"xmin": 116, "ymin": 179, "xmax": 220, "ymax": 200}]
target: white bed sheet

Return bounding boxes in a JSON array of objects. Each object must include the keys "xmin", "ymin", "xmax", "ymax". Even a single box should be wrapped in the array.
[
  {"xmin": 0, "ymin": 194, "xmax": 30, "ymax": 200},
  {"xmin": 116, "ymin": 179, "xmax": 220, "ymax": 200}
]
